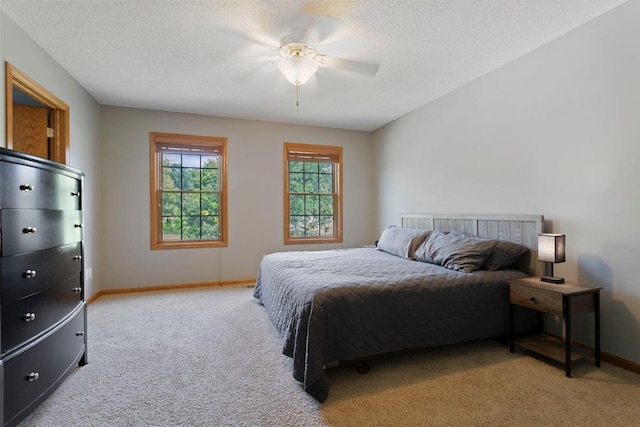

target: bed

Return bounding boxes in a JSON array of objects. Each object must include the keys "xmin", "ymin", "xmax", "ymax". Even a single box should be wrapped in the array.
[{"xmin": 253, "ymin": 213, "xmax": 544, "ymax": 402}]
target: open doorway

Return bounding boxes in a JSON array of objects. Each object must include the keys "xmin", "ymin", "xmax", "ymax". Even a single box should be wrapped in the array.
[{"xmin": 5, "ymin": 62, "xmax": 70, "ymax": 164}]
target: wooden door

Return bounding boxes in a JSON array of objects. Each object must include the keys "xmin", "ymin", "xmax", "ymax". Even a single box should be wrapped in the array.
[{"xmin": 12, "ymin": 104, "xmax": 49, "ymax": 159}]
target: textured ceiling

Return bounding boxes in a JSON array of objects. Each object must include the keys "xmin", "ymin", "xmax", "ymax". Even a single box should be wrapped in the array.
[{"xmin": 1, "ymin": 0, "xmax": 628, "ymax": 131}]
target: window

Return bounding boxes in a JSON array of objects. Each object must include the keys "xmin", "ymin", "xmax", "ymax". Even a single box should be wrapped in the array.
[
  {"xmin": 284, "ymin": 142, "xmax": 342, "ymax": 244},
  {"xmin": 150, "ymin": 132, "xmax": 227, "ymax": 249}
]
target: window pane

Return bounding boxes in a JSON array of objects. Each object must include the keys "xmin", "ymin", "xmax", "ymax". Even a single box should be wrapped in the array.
[
  {"xmin": 305, "ymin": 216, "xmax": 320, "ymax": 236},
  {"xmin": 201, "ymin": 216, "xmax": 219, "ymax": 239},
  {"xmin": 289, "ymin": 161, "xmax": 303, "ymax": 172},
  {"xmin": 162, "ymin": 217, "xmax": 182, "ymax": 240},
  {"xmin": 319, "ymin": 216, "xmax": 334, "ymax": 236},
  {"xmin": 290, "ymin": 216, "xmax": 305, "ymax": 236},
  {"xmin": 202, "ymin": 168, "xmax": 218, "ymax": 191},
  {"xmin": 182, "ymin": 167, "xmax": 201, "ymax": 190},
  {"xmin": 304, "ymin": 162, "xmax": 319, "ymax": 173},
  {"xmin": 304, "ymin": 173, "xmax": 319, "ymax": 193},
  {"xmin": 202, "ymin": 193, "xmax": 219, "ymax": 216},
  {"xmin": 319, "ymin": 195, "xmax": 333, "ymax": 215},
  {"xmin": 305, "ymin": 195, "xmax": 319, "ymax": 215},
  {"xmin": 201, "ymin": 156, "xmax": 218, "ymax": 169},
  {"xmin": 183, "ymin": 216, "xmax": 201, "ymax": 239},
  {"xmin": 319, "ymin": 162, "xmax": 332, "ymax": 174},
  {"xmin": 182, "ymin": 154, "xmax": 200, "ymax": 168},
  {"xmin": 163, "ymin": 154, "xmax": 181, "ymax": 167},
  {"xmin": 289, "ymin": 172, "xmax": 304, "ymax": 193},
  {"xmin": 182, "ymin": 193, "xmax": 200, "ymax": 216},
  {"xmin": 162, "ymin": 167, "xmax": 180, "ymax": 190},
  {"xmin": 162, "ymin": 192, "xmax": 181, "ymax": 216},
  {"xmin": 318, "ymin": 173, "xmax": 333, "ymax": 194},
  {"xmin": 290, "ymin": 195, "xmax": 304, "ymax": 216}
]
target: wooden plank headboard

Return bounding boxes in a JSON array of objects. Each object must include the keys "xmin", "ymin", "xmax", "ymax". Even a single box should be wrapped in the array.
[{"xmin": 400, "ymin": 213, "xmax": 545, "ymax": 276}]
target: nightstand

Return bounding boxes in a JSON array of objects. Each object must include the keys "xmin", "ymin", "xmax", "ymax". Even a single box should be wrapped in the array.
[{"xmin": 509, "ymin": 276, "xmax": 602, "ymax": 377}]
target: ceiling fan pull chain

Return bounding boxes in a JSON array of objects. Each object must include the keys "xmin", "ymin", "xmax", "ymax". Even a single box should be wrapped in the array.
[{"xmin": 296, "ymin": 84, "xmax": 300, "ymax": 111}]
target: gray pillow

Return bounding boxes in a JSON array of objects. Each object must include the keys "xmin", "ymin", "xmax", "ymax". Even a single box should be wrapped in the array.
[
  {"xmin": 377, "ymin": 225, "xmax": 431, "ymax": 259},
  {"xmin": 414, "ymin": 230, "xmax": 497, "ymax": 272},
  {"xmin": 447, "ymin": 230, "xmax": 529, "ymax": 271},
  {"xmin": 482, "ymin": 241, "xmax": 529, "ymax": 271}
]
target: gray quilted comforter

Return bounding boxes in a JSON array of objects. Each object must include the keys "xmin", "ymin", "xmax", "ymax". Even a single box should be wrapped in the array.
[{"xmin": 253, "ymin": 248, "xmax": 533, "ymax": 402}]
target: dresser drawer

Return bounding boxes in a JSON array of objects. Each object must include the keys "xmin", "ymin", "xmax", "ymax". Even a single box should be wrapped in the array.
[
  {"xmin": 1, "ymin": 275, "xmax": 83, "ymax": 353},
  {"xmin": 3, "ymin": 304, "xmax": 86, "ymax": 426},
  {"xmin": 0, "ymin": 209, "xmax": 83, "ymax": 256},
  {"xmin": 510, "ymin": 283, "xmax": 563, "ymax": 316},
  {"xmin": 0, "ymin": 161, "xmax": 81, "ymax": 210},
  {"xmin": 1, "ymin": 243, "xmax": 83, "ymax": 304}
]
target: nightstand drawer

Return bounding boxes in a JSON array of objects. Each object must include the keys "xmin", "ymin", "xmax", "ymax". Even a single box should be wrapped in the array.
[{"xmin": 510, "ymin": 283, "xmax": 563, "ymax": 316}]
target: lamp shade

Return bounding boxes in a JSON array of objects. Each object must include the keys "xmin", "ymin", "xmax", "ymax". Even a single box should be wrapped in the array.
[
  {"xmin": 538, "ymin": 234, "xmax": 566, "ymax": 263},
  {"xmin": 278, "ymin": 55, "xmax": 318, "ymax": 86}
]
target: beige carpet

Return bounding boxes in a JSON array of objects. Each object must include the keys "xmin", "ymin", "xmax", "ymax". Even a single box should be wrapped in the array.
[
  {"xmin": 323, "ymin": 339, "xmax": 640, "ymax": 426},
  {"xmin": 18, "ymin": 285, "xmax": 640, "ymax": 426}
]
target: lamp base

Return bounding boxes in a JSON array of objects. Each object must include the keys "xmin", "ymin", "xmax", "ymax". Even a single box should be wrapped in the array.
[{"xmin": 541, "ymin": 276, "xmax": 565, "ymax": 284}]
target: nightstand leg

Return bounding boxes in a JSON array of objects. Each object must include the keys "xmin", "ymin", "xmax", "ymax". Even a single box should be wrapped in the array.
[
  {"xmin": 509, "ymin": 303, "xmax": 515, "ymax": 353},
  {"xmin": 564, "ymin": 296, "xmax": 572, "ymax": 378},
  {"xmin": 595, "ymin": 292, "xmax": 601, "ymax": 367}
]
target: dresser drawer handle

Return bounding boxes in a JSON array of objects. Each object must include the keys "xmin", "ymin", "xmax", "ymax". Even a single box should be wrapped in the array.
[
  {"xmin": 73, "ymin": 255, "xmax": 82, "ymax": 261},
  {"xmin": 72, "ymin": 287, "xmax": 82, "ymax": 293},
  {"xmin": 20, "ymin": 184, "xmax": 34, "ymax": 191},
  {"xmin": 24, "ymin": 313, "xmax": 36, "ymax": 322},
  {"xmin": 27, "ymin": 372, "xmax": 40, "ymax": 382},
  {"xmin": 23, "ymin": 226, "xmax": 37, "ymax": 234},
  {"xmin": 71, "ymin": 191, "xmax": 81, "ymax": 197},
  {"xmin": 24, "ymin": 269, "xmax": 37, "ymax": 278},
  {"xmin": 76, "ymin": 331, "xmax": 85, "ymax": 337},
  {"xmin": 75, "ymin": 223, "xmax": 83, "ymax": 228},
  {"xmin": 530, "ymin": 297, "xmax": 537, "ymax": 302}
]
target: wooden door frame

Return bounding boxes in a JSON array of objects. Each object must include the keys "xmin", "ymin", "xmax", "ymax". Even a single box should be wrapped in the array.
[{"xmin": 5, "ymin": 62, "xmax": 70, "ymax": 164}]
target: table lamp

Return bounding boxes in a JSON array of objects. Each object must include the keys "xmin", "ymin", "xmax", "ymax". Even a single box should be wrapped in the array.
[{"xmin": 538, "ymin": 233, "xmax": 565, "ymax": 284}]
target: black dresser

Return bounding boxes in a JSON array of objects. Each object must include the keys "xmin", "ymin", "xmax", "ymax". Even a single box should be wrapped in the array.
[{"xmin": 0, "ymin": 147, "xmax": 87, "ymax": 427}]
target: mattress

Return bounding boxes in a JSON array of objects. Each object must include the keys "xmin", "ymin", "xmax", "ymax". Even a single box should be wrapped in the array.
[{"xmin": 253, "ymin": 247, "xmax": 533, "ymax": 402}]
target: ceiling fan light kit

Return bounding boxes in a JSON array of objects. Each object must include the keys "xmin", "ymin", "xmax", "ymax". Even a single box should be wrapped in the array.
[
  {"xmin": 277, "ymin": 46, "xmax": 318, "ymax": 86},
  {"xmin": 268, "ymin": 26, "xmax": 378, "ymax": 107}
]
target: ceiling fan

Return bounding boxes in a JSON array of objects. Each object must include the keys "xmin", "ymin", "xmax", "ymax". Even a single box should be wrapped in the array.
[
  {"xmin": 276, "ymin": 27, "xmax": 379, "ymax": 87},
  {"xmin": 222, "ymin": 17, "xmax": 380, "ymax": 106}
]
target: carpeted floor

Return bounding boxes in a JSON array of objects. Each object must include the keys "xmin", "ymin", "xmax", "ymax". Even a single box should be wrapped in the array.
[{"xmin": 18, "ymin": 285, "xmax": 640, "ymax": 426}]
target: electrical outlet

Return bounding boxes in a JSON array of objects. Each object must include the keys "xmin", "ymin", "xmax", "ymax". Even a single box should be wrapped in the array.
[{"xmin": 85, "ymin": 267, "xmax": 92, "ymax": 281}]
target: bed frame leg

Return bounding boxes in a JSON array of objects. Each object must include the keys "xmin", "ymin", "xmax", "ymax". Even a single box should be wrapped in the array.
[{"xmin": 357, "ymin": 362, "xmax": 370, "ymax": 374}]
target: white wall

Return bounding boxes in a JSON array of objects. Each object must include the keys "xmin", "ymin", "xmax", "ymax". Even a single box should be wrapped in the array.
[
  {"xmin": 372, "ymin": 1, "xmax": 640, "ymax": 365},
  {"xmin": 100, "ymin": 106, "xmax": 373, "ymax": 289},
  {"xmin": 1, "ymin": 12, "xmax": 103, "ymax": 299}
]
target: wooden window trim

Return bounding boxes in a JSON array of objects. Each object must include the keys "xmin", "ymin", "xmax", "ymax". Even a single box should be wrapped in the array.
[
  {"xmin": 150, "ymin": 132, "xmax": 228, "ymax": 249},
  {"xmin": 283, "ymin": 142, "xmax": 343, "ymax": 245}
]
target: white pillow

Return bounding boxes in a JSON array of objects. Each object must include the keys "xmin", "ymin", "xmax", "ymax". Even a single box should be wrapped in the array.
[{"xmin": 377, "ymin": 225, "xmax": 431, "ymax": 259}]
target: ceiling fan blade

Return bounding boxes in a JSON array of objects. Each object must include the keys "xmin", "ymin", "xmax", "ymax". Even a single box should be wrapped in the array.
[
  {"xmin": 319, "ymin": 56, "xmax": 379, "ymax": 77},
  {"xmin": 298, "ymin": 14, "xmax": 343, "ymax": 45},
  {"xmin": 231, "ymin": 60, "xmax": 278, "ymax": 85},
  {"xmin": 215, "ymin": 27, "xmax": 280, "ymax": 52},
  {"xmin": 209, "ymin": 27, "xmax": 279, "ymax": 69},
  {"xmin": 311, "ymin": 68, "xmax": 363, "ymax": 94},
  {"xmin": 271, "ymin": 73, "xmax": 293, "ymax": 95},
  {"xmin": 277, "ymin": 12, "xmax": 344, "ymax": 46}
]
